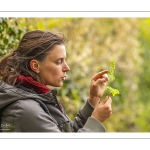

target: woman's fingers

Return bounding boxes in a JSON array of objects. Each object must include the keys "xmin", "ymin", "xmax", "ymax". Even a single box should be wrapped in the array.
[
  {"xmin": 92, "ymin": 70, "xmax": 108, "ymax": 81},
  {"xmin": 91, "ymin": 96, "xmax": 112, "ymax": 122},
  {"xmin": 93, "ymin": 78, "xmax": 107, "ymax": 86}
]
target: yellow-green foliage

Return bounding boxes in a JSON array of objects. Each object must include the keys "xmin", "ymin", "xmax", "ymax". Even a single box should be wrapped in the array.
[{"xmin": 106, "ymin": 60, "xmax": 120, "ymax": 97}]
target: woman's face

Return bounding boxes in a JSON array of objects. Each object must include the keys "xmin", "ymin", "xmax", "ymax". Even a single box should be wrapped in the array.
[{"xmin": 38, "ymin": 44, "xmax": 70, "ymax": 87}]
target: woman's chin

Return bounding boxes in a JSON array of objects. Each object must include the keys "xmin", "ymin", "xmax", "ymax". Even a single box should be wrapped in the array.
[{"xmin": 54, "ymin": 82, "xmax": 63, "ymax": 87}]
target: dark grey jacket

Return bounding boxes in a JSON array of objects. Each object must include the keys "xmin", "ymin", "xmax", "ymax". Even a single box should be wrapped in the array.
[{"xmin": 0, "ymin": 81, "xmax": 106, "ymax": 132}]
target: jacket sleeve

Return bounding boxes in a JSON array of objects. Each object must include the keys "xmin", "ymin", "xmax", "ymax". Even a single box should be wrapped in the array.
[{"xmin": 72, "ymin": 99, "xmax": 106, "ymax": 132}]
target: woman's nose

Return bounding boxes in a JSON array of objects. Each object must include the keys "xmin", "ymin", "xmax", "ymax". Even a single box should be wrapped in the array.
[{"xmin": 63, "ymin": 62, "xmax": 70, "ymax": 72}]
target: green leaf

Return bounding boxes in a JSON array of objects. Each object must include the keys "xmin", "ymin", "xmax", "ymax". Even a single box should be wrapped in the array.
[
  {"xmin": 106, "ymin": 60, "xmax": 120, "ymax": 97},
  {"xmin": 106, "ymin": 86, "xmax": 120, "ymax": 97},
  {"xmin": 108, "ymin": 60, "xmax": 115, "ymax": 81}
]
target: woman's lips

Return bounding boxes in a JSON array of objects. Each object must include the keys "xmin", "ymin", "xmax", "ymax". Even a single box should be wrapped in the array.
[{"xmin": 61, "ymin": 76, "xmax": 66, "ymax": 80}]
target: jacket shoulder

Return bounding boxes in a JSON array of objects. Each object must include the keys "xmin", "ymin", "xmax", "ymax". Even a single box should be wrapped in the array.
[{"xmin": 2, "ymin": 99, "xmax": 60, "ymax": 132}]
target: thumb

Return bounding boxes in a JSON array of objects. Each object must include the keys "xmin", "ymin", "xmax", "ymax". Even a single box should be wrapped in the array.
[
  {"xmin": 100, "ymin": 96, "xmax": 110, "ymax": 104},
  {"xmin": 104, "ymin": 96, "xmax": 112, "ymax": 105}
]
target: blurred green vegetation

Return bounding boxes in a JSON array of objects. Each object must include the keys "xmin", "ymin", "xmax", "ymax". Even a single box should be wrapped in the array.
[{"xmin": 0, "ymin": 17, "xmax": 150, "ymax": 132}]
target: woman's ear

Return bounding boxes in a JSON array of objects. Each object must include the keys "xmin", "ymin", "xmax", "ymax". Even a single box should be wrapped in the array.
[{"xmin": 30, "ymin": 59, "xmax": 40, "ymax": 73}]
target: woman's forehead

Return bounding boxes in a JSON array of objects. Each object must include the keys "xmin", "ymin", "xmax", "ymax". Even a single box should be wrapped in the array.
[{"xmin": 46, "ymin": 45, "xmax": 66, "ymax": 58}]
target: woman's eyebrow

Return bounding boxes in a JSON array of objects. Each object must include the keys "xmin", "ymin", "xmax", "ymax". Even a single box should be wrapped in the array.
[{"xmin": 56, "ymin": 57, "xmax": 65, "ymax": 60}]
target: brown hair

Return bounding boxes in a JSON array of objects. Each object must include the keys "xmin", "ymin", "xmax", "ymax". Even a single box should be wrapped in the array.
[{"xmin": 0, "ymin": 30, "xmax": 66, "ymax": 85}]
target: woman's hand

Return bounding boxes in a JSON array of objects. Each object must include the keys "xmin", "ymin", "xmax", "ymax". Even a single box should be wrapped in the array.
[
  {"xmin": 89, "ymin": 70, "xmax": 109, "ymax": 107},
  {"xmin": 91, "ymin": 96, "xmax": 112, "ymax": 122}
]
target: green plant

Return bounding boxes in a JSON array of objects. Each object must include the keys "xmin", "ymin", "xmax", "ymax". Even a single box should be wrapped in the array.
[
  {"xmin": 106, "ymin": 60, "xmax": 120, "ymax": 97},
  {"xmin": 0, "ymin": 18, "xmax": 25, "ymax": 57}
]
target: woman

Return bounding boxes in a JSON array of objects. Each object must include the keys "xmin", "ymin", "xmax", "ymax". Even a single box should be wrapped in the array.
[{"xmin": 0, "ymin": 30, "xmax": 112, "ymax": 132}]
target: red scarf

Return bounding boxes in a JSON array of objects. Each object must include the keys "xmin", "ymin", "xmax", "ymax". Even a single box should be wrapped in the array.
[
  {"xmin": 16, "ymin": 76, "xmax": 64, "ymax": 114},
  {"xmin": 16, "ymin": 76, "xmax": 50, "ymax": 94}
]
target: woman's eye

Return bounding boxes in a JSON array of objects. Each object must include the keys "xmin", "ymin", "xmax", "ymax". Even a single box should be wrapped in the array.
[{"xmin": 57, "ymin": 60, "xmax": 62, "ymax": 64}]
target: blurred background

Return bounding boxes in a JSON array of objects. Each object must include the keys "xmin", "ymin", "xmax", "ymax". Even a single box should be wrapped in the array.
[{"xmin": 0, "ymin": 18, "xmax": 150, "ymax": 132}]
